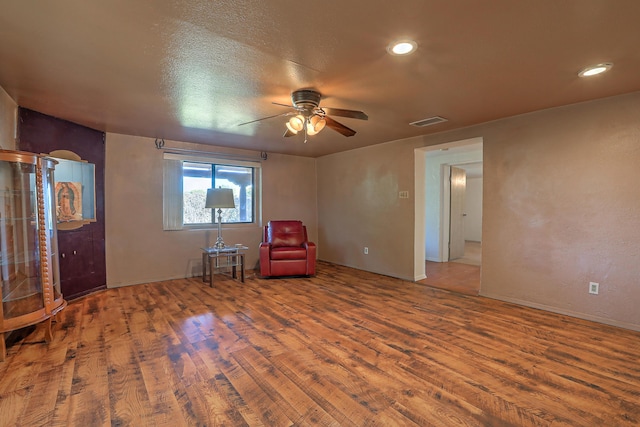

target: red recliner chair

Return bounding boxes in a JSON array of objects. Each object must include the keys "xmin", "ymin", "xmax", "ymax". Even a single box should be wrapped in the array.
[{"xmin": 260, "ymin": 220, "xmax": 316, "ymax": 277}]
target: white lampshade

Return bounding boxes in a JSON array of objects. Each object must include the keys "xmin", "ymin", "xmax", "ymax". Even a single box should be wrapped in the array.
[{"xmin": 205, "ymin": 188, "xmax": 235, "ymax": 209}]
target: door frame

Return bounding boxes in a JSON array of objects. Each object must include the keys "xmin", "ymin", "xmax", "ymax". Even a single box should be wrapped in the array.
[{"xmin": 413, "ymin": 137, "xmax": 483, "ymax": 280}]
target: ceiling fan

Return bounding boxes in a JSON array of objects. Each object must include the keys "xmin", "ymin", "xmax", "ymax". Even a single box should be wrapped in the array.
[{"xmin": 238, "ymin": 89, "xmax": 368, "ymax": 142}]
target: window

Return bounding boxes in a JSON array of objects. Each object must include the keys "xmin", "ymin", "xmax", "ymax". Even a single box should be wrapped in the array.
[{"xmin": 163, "ymin": 153, "xmax": 260, "ymax": 230}]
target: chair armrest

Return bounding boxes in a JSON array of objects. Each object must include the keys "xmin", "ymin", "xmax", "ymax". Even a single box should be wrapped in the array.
[
  {"xmin": 304, "ymin": 242, "xmax": 317, "ymax": 260},
  {"xmin": 303, "ymin": 242, "xmax": 317, "ymax": 275},
  {"xmin": 259, "ymin": 242, "xmax": 271, "ymax": 275}
]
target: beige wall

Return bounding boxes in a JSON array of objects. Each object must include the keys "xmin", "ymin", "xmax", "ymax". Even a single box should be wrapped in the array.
[
  {"xmin": 478, "ymin": 92, "xmax": 640, "ymax": 331},
  {"xmin": 317, "ymin": 91, "xmax": 640, "ymax": 331},
  {"xmin": 317, "ymin": 140, "xmax": 416, "ymax": 278},
  {"xmin": 105, "ymin": 133, "xmax": 317, "ymax": 287},
  {"xmin": 0, "ymin": 85, "xmax": 16, "ymax": 150}
]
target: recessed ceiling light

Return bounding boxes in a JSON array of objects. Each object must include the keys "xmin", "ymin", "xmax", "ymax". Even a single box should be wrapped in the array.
[
  {"xmin": 578, "ymin": 62, "xmax": 613, "ymax": 77},
  {"xmin": 388, "ymin": 40, "xmax": 417, "ymax": 56}
]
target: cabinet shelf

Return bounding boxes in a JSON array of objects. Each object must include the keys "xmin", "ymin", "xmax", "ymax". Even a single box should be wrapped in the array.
[
  {"xmin": 0, "ymin": 256, "xmax": 37, "ymax": 268},
  {"xmin": 2, "ymin": 275, "xmax": 40, "ymax": 303}
]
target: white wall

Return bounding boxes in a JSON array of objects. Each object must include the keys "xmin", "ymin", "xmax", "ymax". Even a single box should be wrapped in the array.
[
  {"xmin": 464, "ymin": 177, "xmax": 482, "ymax": 242},
  {"xmin": 423, "ymin": 142, "xmax": 483, "ymax": 262}
]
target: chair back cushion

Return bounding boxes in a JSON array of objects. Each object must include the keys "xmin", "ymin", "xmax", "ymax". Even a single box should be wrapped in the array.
[{"xmin": 268, "ymin": 220, "xmax": 306, "ymax": 248}]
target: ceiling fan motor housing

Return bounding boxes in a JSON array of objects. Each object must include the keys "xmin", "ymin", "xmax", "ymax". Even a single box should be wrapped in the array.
[{"xmin": 291, "ymin": 89, "xmax": 322, "ymax": 110}]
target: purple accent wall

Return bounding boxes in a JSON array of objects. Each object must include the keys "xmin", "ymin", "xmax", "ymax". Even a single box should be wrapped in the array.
[{"xmin": 18, "ymin": 108, "xmax": 106, "ymax": 299}]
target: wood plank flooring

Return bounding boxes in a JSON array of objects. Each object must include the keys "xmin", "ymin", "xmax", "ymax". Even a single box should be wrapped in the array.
[
  {"xmin": 420, "ymin": 262, "xmax": 481, "ymax": 296},
  {"xmin": 420, "ymin": 241, "xmax": 482, "ymax": 295},
  {"xmin": 1, "ymin": 261, "xmax": 639, "ymax": 426},
  {"xmin": 450, "ymin": 241, "xmax": 482, "ymax": 267}
]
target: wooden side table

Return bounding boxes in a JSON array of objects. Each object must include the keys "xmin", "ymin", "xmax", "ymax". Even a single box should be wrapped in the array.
[{"xmin": 201, "ymin": 246, "xmax": 247, "ymax": 287}]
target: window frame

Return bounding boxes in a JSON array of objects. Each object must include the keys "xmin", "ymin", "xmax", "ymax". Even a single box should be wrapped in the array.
[{"xmin": 163, "ymin": 152, "xmax": 262, "ymax": 231}]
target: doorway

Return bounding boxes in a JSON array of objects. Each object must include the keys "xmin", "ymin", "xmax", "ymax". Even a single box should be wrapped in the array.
[{"xmin": 413, "ymin": 138, "xmax": 483, "ymax": 294}]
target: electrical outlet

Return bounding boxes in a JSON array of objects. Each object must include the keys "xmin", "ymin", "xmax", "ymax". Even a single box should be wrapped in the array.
[
  {"xmin": 364, "ymin": 247, "xmax": 369, "ymax": 255},
  {"xmin": 589, "ymin": 282, "xmax": 599, "ymax": 295}
]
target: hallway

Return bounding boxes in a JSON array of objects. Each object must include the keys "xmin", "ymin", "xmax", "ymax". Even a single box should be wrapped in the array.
[{"xmin": 418, "ymin": 241, "xmax": 481, "ymax": 295}]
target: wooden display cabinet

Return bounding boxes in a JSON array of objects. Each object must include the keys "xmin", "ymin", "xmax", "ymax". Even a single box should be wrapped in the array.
[{"xmin": 0, "ymin": 150, "xmax": 66, "ymax": 361}]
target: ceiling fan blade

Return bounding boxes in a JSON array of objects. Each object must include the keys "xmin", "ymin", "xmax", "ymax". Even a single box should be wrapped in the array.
[
  {"xmin": 272, "ymin": 102, "xmax": 295, "ymax": 108},
  {"xmin": 238, "ymin": 112, "xmax": 290, "ymax": 126},
  {"xmin": 325, "ymin": 116, "xmax": 357, "ymax": 137},
  {"xmin": 322, "ymin": 107, "xmax": 368, "ymax": 120},
  {"xmin": 283, "ymin": 128, "xmax": 297, "ymax": 137}
]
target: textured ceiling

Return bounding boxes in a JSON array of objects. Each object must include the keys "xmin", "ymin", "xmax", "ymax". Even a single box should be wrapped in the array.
[{"xmin": 1, "ymin": 1, "xmax": 639, "ymax": 157}]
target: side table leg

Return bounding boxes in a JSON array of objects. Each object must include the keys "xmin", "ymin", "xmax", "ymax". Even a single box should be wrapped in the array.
[
  {"xmin": 240, "ymin": 254, "xmax": 245, "ymax": 283},
  {"xmin": 202, "ymin": 252, "xmax": 207, "ymax": 282},
  {"xmin": 209, "ymin": 255, "xmax": 214, "ymax": 288}
]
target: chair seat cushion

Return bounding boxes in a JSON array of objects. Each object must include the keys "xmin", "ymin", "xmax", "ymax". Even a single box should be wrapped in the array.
[{"xmin": 270, "ymin": 246, "xmax": 307, "ymax": 260}]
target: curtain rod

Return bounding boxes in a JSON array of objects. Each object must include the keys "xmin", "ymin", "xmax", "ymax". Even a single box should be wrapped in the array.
[{"xmin": 154, "ymin": 138, "xmax": 267, "ymax": 161}]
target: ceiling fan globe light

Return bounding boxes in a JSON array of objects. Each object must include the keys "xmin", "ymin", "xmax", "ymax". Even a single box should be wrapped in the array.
[
  {"xmin": 285, "ymin": 121, "xmax": 299, "ymax": 134},
  {"xmin": 315, "ymin": 117, "xmax": 326, "ymax": 132},
  {"xmin": 289, "ymin": 115, "xmax": 305, "ymax": 132},
  {"xmin": 307, "ymin": 115, "xmax": 326, "ymax": 135}
]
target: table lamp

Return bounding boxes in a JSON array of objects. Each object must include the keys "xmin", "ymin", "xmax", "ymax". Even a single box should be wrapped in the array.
[{"xmin": 205, "ymin": 187, "xmax": 235, "ymax": 249}]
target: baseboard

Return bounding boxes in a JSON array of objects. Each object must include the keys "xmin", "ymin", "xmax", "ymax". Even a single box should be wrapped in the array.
[
  {"xmin": 107, "ymin": 273, "xmax": 202, "ymax": 288},
  {"xmin": 480, "ymin": 292, "xmax": 640, "ymax": 332}
]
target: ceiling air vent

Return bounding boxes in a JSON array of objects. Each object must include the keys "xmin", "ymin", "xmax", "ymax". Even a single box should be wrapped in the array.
[{"xmin": 409, "ymin": 116, "xmax": 448, "ymax": 127}]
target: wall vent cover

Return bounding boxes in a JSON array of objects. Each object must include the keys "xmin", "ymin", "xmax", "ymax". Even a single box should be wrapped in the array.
[{"xmin": 409, "ymin": 116, "xmax": 448, "ymax": 127}]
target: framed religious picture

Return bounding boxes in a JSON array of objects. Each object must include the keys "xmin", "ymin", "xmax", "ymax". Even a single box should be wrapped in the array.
[
  {"xmin": 55, "ymin": 181, "xmax": 83, "ymax": 222},
  {"xmin": 49, "ymin": 150, "xmax": 96, "ymax": 230}
]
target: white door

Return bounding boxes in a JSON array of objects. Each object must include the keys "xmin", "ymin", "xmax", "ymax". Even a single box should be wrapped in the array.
[{"xmin": 449, "ymin": 166, "xmax": 466, "ymax": 260}]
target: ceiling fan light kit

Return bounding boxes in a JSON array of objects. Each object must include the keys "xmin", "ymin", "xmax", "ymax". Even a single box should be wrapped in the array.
[{"xmin": 239, "ymin": 88, "xmax": 368, "ymax": 143}]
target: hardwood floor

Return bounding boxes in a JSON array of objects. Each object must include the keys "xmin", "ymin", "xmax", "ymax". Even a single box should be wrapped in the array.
[
  {"xmin": 1, "ymin": 262, "xmax": 639, "ymax": 426},
  {"xmin": 419, "ymin": 241, "xmax": 481, "ymax": 295},
  {"xmin": 420, "ymin": 261, "xmax": 481, "ymax": 296},
  {"xmin": 451, "ymin": 241, "xmax": 482, "ymax": 266}
]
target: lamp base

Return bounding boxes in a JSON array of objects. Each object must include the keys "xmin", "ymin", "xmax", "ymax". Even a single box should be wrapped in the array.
[{"xmin": 214, "ymin": 208, "xmax": 226, "ymax": 249}]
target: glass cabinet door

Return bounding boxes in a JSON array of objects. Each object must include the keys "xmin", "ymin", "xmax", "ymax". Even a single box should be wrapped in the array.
[
  {"xmin": 0, "ymin": 150, "xmax": 66, "ymax": 361},
  {"xmin": 0, "ymin": 158, "xmax": 44, "ymax": 319}
]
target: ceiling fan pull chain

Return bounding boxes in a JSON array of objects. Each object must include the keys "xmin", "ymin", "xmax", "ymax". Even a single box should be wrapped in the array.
[{"xmin": 303, "ymin": 120, "xmax": 308, "ymax": 143}]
